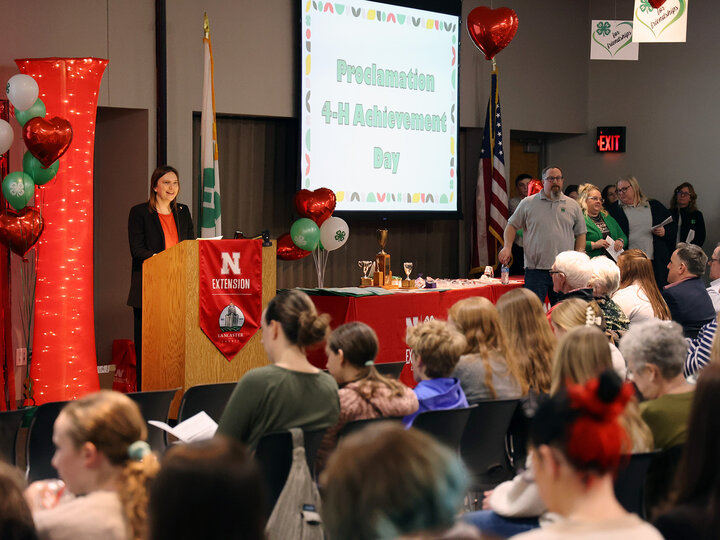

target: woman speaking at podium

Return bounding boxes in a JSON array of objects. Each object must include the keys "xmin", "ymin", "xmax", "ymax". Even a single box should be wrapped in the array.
[{"xmin": 127, "ymin": 165, "xmax": 195, "ymax": 389}]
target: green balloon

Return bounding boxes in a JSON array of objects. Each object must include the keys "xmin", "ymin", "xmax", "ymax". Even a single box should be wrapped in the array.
[
  {"xmin": 290, "ymin": 218, "xmax": 320, "ymax": 250},
  {"xmin": 2, "ymin": 172, "xmax": 35, "ymax": 211},
  {"xmin": 14, "ymin": 98, "xmax": 45, "ymax": 127},
  {"xmin": 23, "ymin": 151, "xmax": 58, "ymax": 186}
]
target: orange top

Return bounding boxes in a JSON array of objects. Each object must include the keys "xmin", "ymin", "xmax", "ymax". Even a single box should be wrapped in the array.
[{"xmin": 158, "ymin": 213, "xmax": 179, "ymax": 249}]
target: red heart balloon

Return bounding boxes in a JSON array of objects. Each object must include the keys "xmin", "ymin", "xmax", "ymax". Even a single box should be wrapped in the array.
[
  {"xmin": 294, "ymin": 188, "xmax": 336, "ymax": 226},
  {"xmin": 277, "ymin": 232, "xmax": 311, "ymax": 261},
  {"xmin": 528, "ymin": 179, "xmax": 543, "ymax": 196},
  {"xmin": 0, "ymin": 207, "xmax": 44, "ymax": 255},
  {"xmin": 467, "ymin": 7, "xmax": 519, "ymax": 61},
  {"xmin": 22, "ymin": 116, "xmax": 73, "ymax": 168},
  {"xmin": 649, "ymin": 0, "xmax": 666, "ymax": 8}
]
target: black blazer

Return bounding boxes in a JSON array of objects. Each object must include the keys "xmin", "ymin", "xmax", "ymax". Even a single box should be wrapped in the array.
[
  {"xmin": 127, "ymin": 202, "xmax": 195, "ymax": 308},
  {"xmin": 661, "ymin": 277, "xmax": 715, "ymax": 339},
  {"xmin": 607, "ymin": 199, "xmax": 676, "ymax": 288}
]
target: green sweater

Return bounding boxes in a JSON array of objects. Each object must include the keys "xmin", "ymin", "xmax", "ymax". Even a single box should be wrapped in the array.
[
  {"xmin": 217, "ymin": 364, "xmax": 340, "ymax": 449},
  {"xmin": 640, "ymin": 390, "xmax": 694, "ymax": 449},
  {"xmin": 584, "ymin": 212, "xmax": 628, "ymax": 258}
]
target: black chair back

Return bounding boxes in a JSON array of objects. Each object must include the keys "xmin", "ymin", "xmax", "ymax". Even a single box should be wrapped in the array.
[
  {"xmin": 460, "ymin": 399, "xmax": 520, "ymax": 491},
  {"xmin": 374, "ymin": 361, "xmax": 406, "ymax": 379},
  {"xmin": 254, "ymin": 428, "xmax": 327, "ymax": 518},
  {"xmin": 177, "ymin": 382, "xmax": 237, "ymax": 423},
  {"xmin": 126, "ymin": 388, "xmax": 180, "ymax": 452},
  {"xmin": 337, "ymin": 417, "xmax": 402, "ymax": 440},
  {"xmin": 0, "ymin": 409, "xmax": 27, "ymax": 466},
  {"xmin": 614, "ymin": 451, "xmax": 659, "ymax": 518},
  {"xmin": 26, "ymin": 401, "xmax": 68, "ymax": 482},
  {"xmin": 412, "ymin": 406, "xmax": 475, "ymax": 452}
]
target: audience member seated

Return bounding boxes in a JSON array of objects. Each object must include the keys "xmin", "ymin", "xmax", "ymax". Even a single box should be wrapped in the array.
[
  {"xmin": 613, "ymin": 250, "xmax": 671, "ymax": 324},
  {"xmin": 316, "ymin": 322, "xmax": 418, "ymax": 469},
  {"xmin": 402, "ymin": 319, "xmax": 468, "ymax": 428},
  {"xmin": 669, "ymin": 182, "xmax": 705, "ymax": 247},
  {"xmin": 464, "ymin": 328, "xmax": 652, "ymax": 540},
  {"xmin": 321, "ymin": 422, "xmax": 478, "ymax": 540},
  {"xmin": 578, "ymin": 183, "xmax": 627, "ymax": 259},
  {"xmin": 685, "ymin": 318, "xmax": 718, "ymax": 378},
  {"xmin": 706, "ymin": 242, "xmax": 720, "ymax": 312},
  {"xmin": 607, "ymin": 174, "xmax": 676, "ymax": 289},
  {"xmin": 549, "ymin": 250, "xmax": 594, "ymax": 306},
  {"xmin": 588, "ymin": 256, "xmax": 630, "ymax": 342},
  {"xmin": 509, "ymin": 371, "xmax": 663, "ymax": 540},
  {"xmin": 148, "ymin": 437, "xmax": 265, "ymax": 540},
  {"xmin": 620, "ymin": 320, "xmax": 694, "ymax": 449},
  {"xmin": 653, "ymin": 363, "xmax": 720, "ymax": 540},
  {"xmin": 497, "ymin": 288, "xmax": 556, "ymax": 398},
  {"xmin": 550, "ymin": 298, "xmax": 626, "ymax": 380},
  {"xmin": 449, "ymin": 297, "xmax": 527, "ymax": 403},
  {"xmin": 662, "ymin": 242, "xmax": 715, "ymax": 338},
  {"xmin": 217, "ymin": 289, "xmax": 340, "ymax": 449},
  {"xmin": 25, "ymin": 391, "xmax": 159, "ymax": 540},
  {"xmin": 0, "ymin": 461, "xmax": 38, "ymax": 540}
]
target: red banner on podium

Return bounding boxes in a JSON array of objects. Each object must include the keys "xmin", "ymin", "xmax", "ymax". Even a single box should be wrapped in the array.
[{"xmin": 198, "ymin": 239, "xmax": 262, "ymax": 361}]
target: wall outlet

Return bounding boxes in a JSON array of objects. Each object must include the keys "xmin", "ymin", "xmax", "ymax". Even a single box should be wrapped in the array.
[{"xmin": 15, "ymin": 348, "xmax": 27, "ymax": 366}]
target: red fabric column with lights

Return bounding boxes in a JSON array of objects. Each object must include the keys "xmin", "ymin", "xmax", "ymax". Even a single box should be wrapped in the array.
[{"xmin": 17, "ymin": 58, "xmax": 107, "ymax": 404}]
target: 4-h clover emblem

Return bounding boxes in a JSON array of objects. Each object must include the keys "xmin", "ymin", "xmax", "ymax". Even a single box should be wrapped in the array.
[
  {"xmin": 596, "ymin": 22, "xmax": 611, "ymax": 36},
  {"xmin": 639, "ymin": 0, "xmax": 654, "ymax": 12},
  {"xmin": 295, "ymin": 234, "xmax": 307, "ymax": 247},
  {"xmin": 334, "ymin": 230, "xmax": 346, "ymax": 242},
  {"xmin": 9, "ymin": 181, "xmax": 24, "ymax": 197}
]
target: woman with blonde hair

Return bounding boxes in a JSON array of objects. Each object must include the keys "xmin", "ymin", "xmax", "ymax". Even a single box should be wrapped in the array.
[
  {"xmin": 607, "ymin": 175, "xmax": 675, "ymax": 288},
  {"xmin": 496, "ymin": 288, "xmax": 556, "ymax": 395},
  {"xmin": 613, "ymin": 249, "xmax": 671, "ymax": 324},
  {"xmin": 26, "ymin": 391, "xmax": 159, "ymax": 540},
  {"xmin": 550, "ymin": 297, "xmax": 626, "ymax": 379},
  {"xmin": 577, "ymin": 183, "xmax": 627, "ymax": 258},
  {"xmin": 449, "ymin": 297, "xmax": 527, "ymax": 402}
]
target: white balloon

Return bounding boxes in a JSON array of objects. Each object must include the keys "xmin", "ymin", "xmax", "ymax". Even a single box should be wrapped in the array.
[
  {"xmin": 0, "ymin": 119, "xmax": 13, "ymax": 154},
  {"xmin": 320, "ymin": 216, "xmax": 349, "ymax": 251},
  {"xmin": 6, "ymin": 74, "xmax": 39, "ymax": 111}
]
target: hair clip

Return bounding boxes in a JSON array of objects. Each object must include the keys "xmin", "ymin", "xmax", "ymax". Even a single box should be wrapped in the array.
[
  {"xmin": 127, "ymin": 440, "xmax": 151, "ymax": 461},
  {"xmin": 585, "ymin": 305, "xmax": 601, "ymax": 327},
  {"xmin": 364, "ymin": 360, "xmax": 375, "ymax": 367}
]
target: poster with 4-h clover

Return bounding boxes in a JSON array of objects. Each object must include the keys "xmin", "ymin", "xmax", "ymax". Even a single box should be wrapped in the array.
[
  {"xmin": 632, "ymin": 0, "xmax": 688, "ymax": 43},
  {"xmin": 591, "ymin": 20, "xmax": 639, "ymax": 60}
]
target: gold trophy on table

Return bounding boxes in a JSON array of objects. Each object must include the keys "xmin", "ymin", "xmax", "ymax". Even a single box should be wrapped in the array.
[{"xmin": 374, "ymin": 229, "xmax": 391, "ymax": 287}]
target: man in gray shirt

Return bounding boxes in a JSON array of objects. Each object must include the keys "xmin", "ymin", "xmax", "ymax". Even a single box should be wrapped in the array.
[{"xmin": 498, "ymin": 166, "xmax": 586, "ymax": 305}]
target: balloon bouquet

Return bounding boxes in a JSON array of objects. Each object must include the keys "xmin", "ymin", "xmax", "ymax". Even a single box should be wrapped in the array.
[
  {"xmin": 277, "ymin": 187, "xmax": 349, "ymax": 288},
  {"xmin": 1, "ymin": 73, "xmax": 73, "ymax": 405}
]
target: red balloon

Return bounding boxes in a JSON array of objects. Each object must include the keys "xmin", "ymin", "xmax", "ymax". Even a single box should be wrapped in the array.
[
  {"xmin": 528, "ymin": 179, "xmax": 543, "ymax": 196},
  {"xmin": 467, "ymin": 6, "xmax": 519, "ymax": 61},
  {"xmin": 649, "ymin": 0, "xmax": 666, "ymax": 8},
  {"xmin": 294, "ymin": 188, "xmax": 336, "ymax": 226},
  {"xmin": 0, "ymin": 207, "xmax": 44, "ymax": 256},
  {"xmin": 277, "ymin": 232, "xmax": 312, "ymax": 261},
  {"xmin": 22, "ymin": 116, "xmax": 73, "ymax": 168}
]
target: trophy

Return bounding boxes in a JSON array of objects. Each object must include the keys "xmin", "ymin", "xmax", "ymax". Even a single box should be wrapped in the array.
[
  {"xmin": 358, "ymin": 260, "xmax": 373, "ymax": 287},
  {"xmin": 374, "ymin": 229, "xmax": 391, "ymax": 287},
  {"xmin": 402, "ymin": 262, "xmax": 415, "ymax": 288}
]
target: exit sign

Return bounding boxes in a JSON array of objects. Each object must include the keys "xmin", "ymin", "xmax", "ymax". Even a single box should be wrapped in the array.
[{"xmin": 596, "ymin": 126, "xmax": 626, "ymax": 153}]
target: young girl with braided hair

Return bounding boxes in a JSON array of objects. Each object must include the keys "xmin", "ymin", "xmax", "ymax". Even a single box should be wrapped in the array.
[
  {"xmin": 27, "ymin": 390, "xmax": 159, "ymax": 540},
  {"xmin": 511, "ymin": 371, "xmax": 663, "ymax": 539}
]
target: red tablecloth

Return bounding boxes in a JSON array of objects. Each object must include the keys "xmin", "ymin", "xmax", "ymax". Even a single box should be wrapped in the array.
[{"xmin": 307, "ymin": 280, "xmax": 524, "ymax": 386}]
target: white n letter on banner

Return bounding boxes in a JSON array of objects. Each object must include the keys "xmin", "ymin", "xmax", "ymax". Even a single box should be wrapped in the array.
[{"xmin": 220, "ymin": 252, "xmax": 241, "ymax": 275}]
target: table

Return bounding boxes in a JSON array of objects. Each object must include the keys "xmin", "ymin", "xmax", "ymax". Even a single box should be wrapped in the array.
[{"xmin": 307, "ymin": 280, "xmax": 524, "ymax": 387}]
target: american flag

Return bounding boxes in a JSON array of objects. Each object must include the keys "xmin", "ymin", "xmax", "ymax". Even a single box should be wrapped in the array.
[{"xmin": 471, "ymin": 67, "xmax": 509, "ymax": 273}]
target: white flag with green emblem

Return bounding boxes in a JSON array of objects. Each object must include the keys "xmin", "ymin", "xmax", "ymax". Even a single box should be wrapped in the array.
[{"xmin": 200, "ymin": 13, "xmax": 221, "ymax": 237}]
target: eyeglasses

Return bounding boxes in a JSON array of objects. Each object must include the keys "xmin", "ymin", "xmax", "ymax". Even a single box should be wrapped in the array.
[
  {"xmin": 617, "ymin": 186, "xmax": 632, "ymax": 194},
  {"xmin": 587, "ymin": 196, "xmax": 604, "ymax": 202},
  {"xmin": 676, "ymin": 191, "xmax": 691, "ymax": 197},
  {"xmin": 544, "ymin": 176, "xmax": 563, "ymax": 182}
]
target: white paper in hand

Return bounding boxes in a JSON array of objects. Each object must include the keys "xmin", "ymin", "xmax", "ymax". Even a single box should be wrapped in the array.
[
  {"xmin": 148, "ymin": 411, "xmax": 218, "ymax": 443},
  {"xmin": 604, "ymin": 236, "xmax": 624, "ymax": 261}
]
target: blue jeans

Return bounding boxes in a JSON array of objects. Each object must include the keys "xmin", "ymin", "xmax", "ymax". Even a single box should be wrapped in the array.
[
  {"xmin": 462, "ymin": 510, "xmax": 539, "ymax": 538},
  {"xmin": 523, "ymin": 269, "xmax": 559, "ymax": 306}
]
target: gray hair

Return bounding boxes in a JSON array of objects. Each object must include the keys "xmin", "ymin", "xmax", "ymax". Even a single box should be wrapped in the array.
[
  {"xmin": 588, "ymin": 256, "xmax": 620, "ymax": 296},
  {"xmin": 553, "ymin": 251, "xmax": 592, "ymax": 290},
  {"xmin": 675, "ymin": 242, "xmax": 707, "ymax": 276},
  {"xmin": 619, "ymin": 319, "xmax": 687, "ymax": 379}
]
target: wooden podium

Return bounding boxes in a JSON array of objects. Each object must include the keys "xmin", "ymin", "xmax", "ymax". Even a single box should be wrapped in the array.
[{"xmin": 142, "ymin": 239, "xmax": 276, "ymax": 414}]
